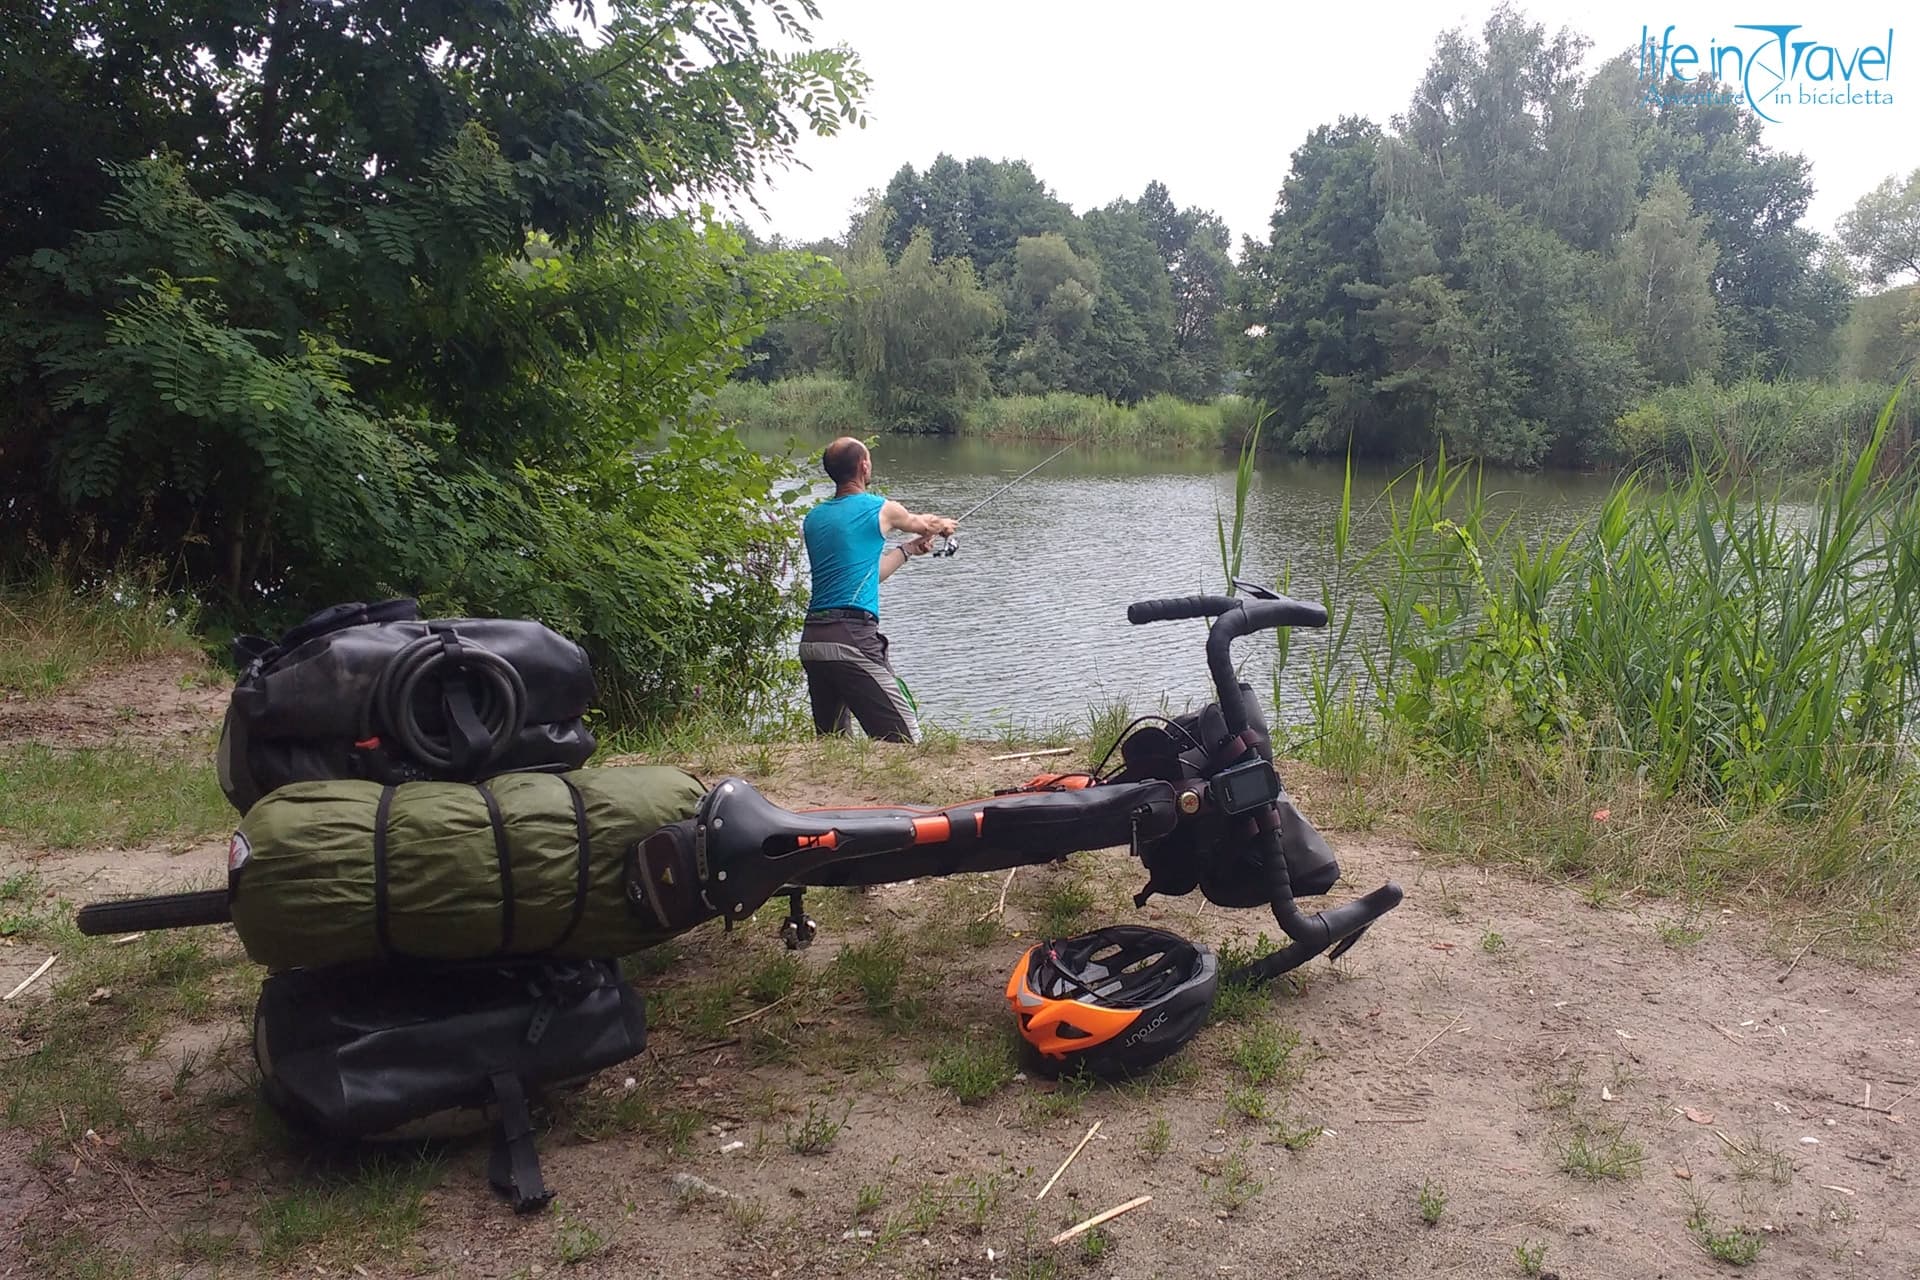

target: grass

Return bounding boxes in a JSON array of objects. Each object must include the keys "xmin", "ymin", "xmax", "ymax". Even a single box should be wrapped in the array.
[
  {"xmin": 1029, "ymin": 870, "xmax": 1097, "ymax": 938},
  {"xmin": 1269, "ymin": 1113, "xmax": 1322, "ymax": 1151},
  {"xmin": 554, "ymin": 1216, "xmax": 606, "ymax": 1265},
  {"xmin": 0, "ymin": 912, "xmax": 253, "ymax": 1146},
  {"xmin": 0, "ymin": 744, "xmax": 230, "ymax": 849},
  {"xmin": 1417, "ymin": 1180, "xmax": 1447, "ymax": 1225},
  {"xmin": 1557, "ymin": 1118, "xmax": 1647, "ymax": 1182},
  {"xmin": 1284, "ymin": 387, "xmax": 1920, "ymax": 941},
  {"xmin": 1728, "ymin": 1130, "xmax": 1793, "ymax": 1186},
  {"xmin": 928, "ymin": 1031, "xmax": 1016, "ymax": 1104},
  {"xmin": 254, "ymin": 1153, "xmax": 443, "ymax": 1269},
  {"xmin": 786, "ymin": 1099, "xmax": 851, "ymax": 1155},
  {"xmin": 1209, "ymin": 932, "xmax": 1282, "ymax": 1024},
  {"xmin": 0, "ymin": 571, "xmax": 201, "ymax": 696},
  {"xmin": 1686, "ymin": 1195, "xmax": 1765, "ymax": 1265},
  {"xmin": 1206, "ymin": 1140, "xmax": 1264, "ymax": 1216},
  {"xmin": 1138, "ymin": 1114, "xmax": 1171, "ymax": 1161},
  {"xmin": 566, "ymin": 1076, "xmax": 704, "ymax": 1156},
  {"xmin": 1022, "ymin": 1066, "xmax": 1094, "ymax": 1122},
  {"xmin": 1656, "ymin": 918, "xmax": 1709, "ymax": 949},
  {"xmin": 1228, "ymin": 1022, "xmax": 1300, "ymax": 1087},
  {"xmin": 1536, "ymin": 1067, "xmax": 1647, "ymax": 1183},
  {"xmin": 1223, "ymin": 1084, "xmax": 1274, "ymax": 1123},
  {"xmin": 715, "ymin": 376, "xmax": 1258, "ymax": 452},
  {"xmin": 1615, "ymin": 376, "xmax": 1908, "ymax": 476},
  {"xmin": 1514, "ymin": 1239, "xmax": 1549, "ymax": 1276},
  {"xmin": 831, "ymin": 929, "xmax": 913, "ymax": 1020}
]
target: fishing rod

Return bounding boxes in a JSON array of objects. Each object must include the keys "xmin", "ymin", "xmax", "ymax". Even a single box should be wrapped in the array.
[{"xmin": 929, "ymin": 437, "xmax": 1082, "ymax": 557}]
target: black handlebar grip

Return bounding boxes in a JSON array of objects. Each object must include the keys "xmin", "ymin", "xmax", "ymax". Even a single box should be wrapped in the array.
[
  {"xmin": 1127, "ymin": 595, "xmax": 1243, "ymax": 624},
  {"xmin": 1238, "ymin": 595, "xmax": 1330, "ymax": 630}
]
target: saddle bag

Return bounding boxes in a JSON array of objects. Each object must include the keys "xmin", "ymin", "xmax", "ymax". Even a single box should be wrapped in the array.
[
  {"xmin": 216, "ymin": 598, "xmax": 598, "ymax": 813},
  {"xmin": 254, "ymin": 958, "xmax": 645, "ymax": 1213}
]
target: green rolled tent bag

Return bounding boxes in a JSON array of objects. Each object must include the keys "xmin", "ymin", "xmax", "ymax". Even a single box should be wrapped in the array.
[{"xmin": 228, "ymin": 766, "xmax": 707, "ymax": 970}]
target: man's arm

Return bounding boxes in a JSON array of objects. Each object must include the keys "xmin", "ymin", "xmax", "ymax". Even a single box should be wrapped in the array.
[
  {"xmin": 879, "ymin": 499, "xmax": 956, "ymax": 539},
  {"xmin": 876, "ymin": 534, "xmax": 934, "ymax": 582}
]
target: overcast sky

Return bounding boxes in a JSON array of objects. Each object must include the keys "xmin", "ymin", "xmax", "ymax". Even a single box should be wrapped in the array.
[{"xmin": 727, "ymin": 0, "xmax": 1912, "ymax": 250}]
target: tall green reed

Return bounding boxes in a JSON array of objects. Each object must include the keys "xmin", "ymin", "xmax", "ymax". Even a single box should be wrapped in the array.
[{"xmin": 1297, "ymin": 383, "xmax": 1919, "ymax": 823}]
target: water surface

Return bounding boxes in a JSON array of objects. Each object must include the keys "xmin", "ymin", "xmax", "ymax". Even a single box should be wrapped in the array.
[{"xmin": 759, "ymin": 433, "xmax": 1621, "ymax": 732}]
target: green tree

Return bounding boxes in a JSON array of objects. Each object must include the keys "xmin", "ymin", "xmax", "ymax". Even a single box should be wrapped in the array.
[
  {"xmin": 1610, "ymin": 173, "xmax": 1722, "ymax": 384},
  {"xmin": 1839, "ymin": 169, "xmax": 1920, "ymax": 289},
  {"xmin": 1135, "ymin": 181, "xmax": 1235, "ymax": 398},
  {"xmin": 1242, "ymin": 118, "xmax": 1390, "ymax": 453},
  {"xmin": 1838, "ymin": 284, "xmax": 1920, "ymax": 381},
  {"xmin": 1638, "ymin": 87, "xmax": 1846, "ymax": 376},
  {"xmin": 1449, "ymin": 200, "xmax": 1644, "ymax": 466},
  {"xmin": 1343, "ymin": 214, "xmax": 1475, "ymax": 455},
  {"xmin": 1076, "ymin": 202, "xmax": 1176, "ymax": 403},
  {"xmin": 838, "ymin": 223, "xmax": 1001, "ymax": 430},
  {"xmin": 1003, "ymin": 233, "xmax": 1101, "ymax": 393},
  {"xmin": 0, "ymin": 0, "xmax": 868, "ymax": 726}
]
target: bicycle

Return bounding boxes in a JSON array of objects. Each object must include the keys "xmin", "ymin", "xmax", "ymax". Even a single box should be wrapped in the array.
[{"xmin": 77, "ymin": 588, "xmax": 1403, "ymax": 980}]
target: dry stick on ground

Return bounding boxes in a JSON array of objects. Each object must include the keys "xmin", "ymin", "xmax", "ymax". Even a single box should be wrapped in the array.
[
  {"xmin": 724, "ymin": 993, "xmax": 794, "ymax": 1028},
  {"xmin": 988, "ymin": 747, "xmax": 1075, "ymax": 763},
  {"xmin": 3, "ymin": 954, "xmax": 56, "ymax": 1002},
  {"xmin": 1715, "ymin": 1130, "xmax": 1751, "ymax": 1158},
  {"xmin": 1405, "ymin": 1010, "xmax": 1465, "ymax": 1065},
  {"xmin": 977, "ymin": 868, "xmax": 1019, "ymax": 923},
  {"xmin": 1036, "ymin": 1121, "xmax": 1101, "ymax": 1201},
  {"xmin": 1777, "ymin": 928, "xmax": 1840, "ymax": 984},
  {"xmin": 1049, "ymin": 1194, "xmax": 1152, "ymax": 1246}
]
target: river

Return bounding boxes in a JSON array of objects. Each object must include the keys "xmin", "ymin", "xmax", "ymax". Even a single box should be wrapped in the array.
[{"xmin": 757, "ymin": 433, "xmax": 1623, "ymax": 734}]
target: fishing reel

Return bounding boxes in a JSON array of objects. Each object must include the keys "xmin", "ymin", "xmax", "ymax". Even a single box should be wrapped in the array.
[{"xmin": 931, "ymin": 532, "xmax": 959, "ymax": 557}]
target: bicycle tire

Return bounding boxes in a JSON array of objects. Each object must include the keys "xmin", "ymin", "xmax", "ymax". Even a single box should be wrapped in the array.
[{"xmin": 76, "ymin": 890, "xmax": 231, "ymax": 936}]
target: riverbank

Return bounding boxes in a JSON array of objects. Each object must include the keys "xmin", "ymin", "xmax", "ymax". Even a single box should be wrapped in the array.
[
  {"xmin": 711, "ymin": 374, "xmax": 1911, "ymax": 475},
  {"xmin": 3, "ymin": 646, "xmax": 1917, "ymax": 1278},
  {"xmin": 710, "ymin": 375, "xmax": 1253, "ymax": 451}
]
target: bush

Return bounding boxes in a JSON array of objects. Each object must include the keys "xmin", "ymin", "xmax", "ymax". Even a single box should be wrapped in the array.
[{"xmin": 1609, "ymin": 378, "xmax": 1909, "ymax": 475}]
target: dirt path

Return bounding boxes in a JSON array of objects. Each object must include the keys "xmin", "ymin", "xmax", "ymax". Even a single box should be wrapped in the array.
[{"xmin": 1, "ymin": 661, "xmax": 1915, "ymax": 1279}]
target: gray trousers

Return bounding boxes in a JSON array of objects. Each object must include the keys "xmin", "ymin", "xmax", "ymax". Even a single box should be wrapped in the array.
[{"xmin": 797, "ymin": 616, "xmax": 920, "ymax": 744}]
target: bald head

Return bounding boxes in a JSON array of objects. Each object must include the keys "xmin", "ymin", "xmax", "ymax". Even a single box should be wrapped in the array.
[{"xmin": 823, "ymin": 437, "xmax": 869, "ymax": 486}]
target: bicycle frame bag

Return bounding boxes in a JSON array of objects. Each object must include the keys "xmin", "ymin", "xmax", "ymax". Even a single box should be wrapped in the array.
[
  {"xmin": 216, "ymin": 598, "xmax": 598, "ymax": 814},
  {"xmin": 254, "ymin": 958, "xmax": 645, "ymax": 1213}
]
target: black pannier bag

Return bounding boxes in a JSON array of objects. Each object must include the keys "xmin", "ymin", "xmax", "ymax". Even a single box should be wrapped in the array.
[
  {"xmin": 253, "ymin": 959, "xmax": 646, "ymax": 1213},
  {"xmin": 216, "ymin": 598, "xmax": 598, "ymax": 813}
]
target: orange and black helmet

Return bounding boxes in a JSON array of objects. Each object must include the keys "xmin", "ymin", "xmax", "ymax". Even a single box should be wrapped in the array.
[{"xmin": 1005, "ymin": 926, "xmax": 1218, "ymax": 1080}]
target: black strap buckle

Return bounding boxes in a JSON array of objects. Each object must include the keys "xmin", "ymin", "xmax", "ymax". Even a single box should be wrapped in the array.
[{"xmin": 487, "ymin": 1072, "xmax": 554, "ymax": 1214}]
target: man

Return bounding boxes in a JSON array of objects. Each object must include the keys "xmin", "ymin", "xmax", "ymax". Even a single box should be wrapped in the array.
[{"xmin": 798, "ymin": 437, "xmax": 956, "ymax": 744}]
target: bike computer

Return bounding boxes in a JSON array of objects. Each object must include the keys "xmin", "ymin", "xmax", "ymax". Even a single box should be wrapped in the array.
[{"xmin": 1211, "ymin": 757, "xmax": 1282, "ymax": 815}]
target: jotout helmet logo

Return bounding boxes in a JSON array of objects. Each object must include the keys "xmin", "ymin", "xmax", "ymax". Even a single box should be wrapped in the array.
[{"xmin": 1123, "ymin": 1009, "xmax": 1170, "ymax": 1047}]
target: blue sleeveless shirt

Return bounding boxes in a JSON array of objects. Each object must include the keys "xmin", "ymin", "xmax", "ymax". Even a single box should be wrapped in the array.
[{"xmin": 803, "ymin": 492, "xmax": 887, "ymax": 617}]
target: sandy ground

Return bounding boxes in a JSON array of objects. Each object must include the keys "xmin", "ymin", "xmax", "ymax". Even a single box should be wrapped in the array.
[{"xmin": 2, "ymin": 661, "xmax": 1915, "ymax": 1280}]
